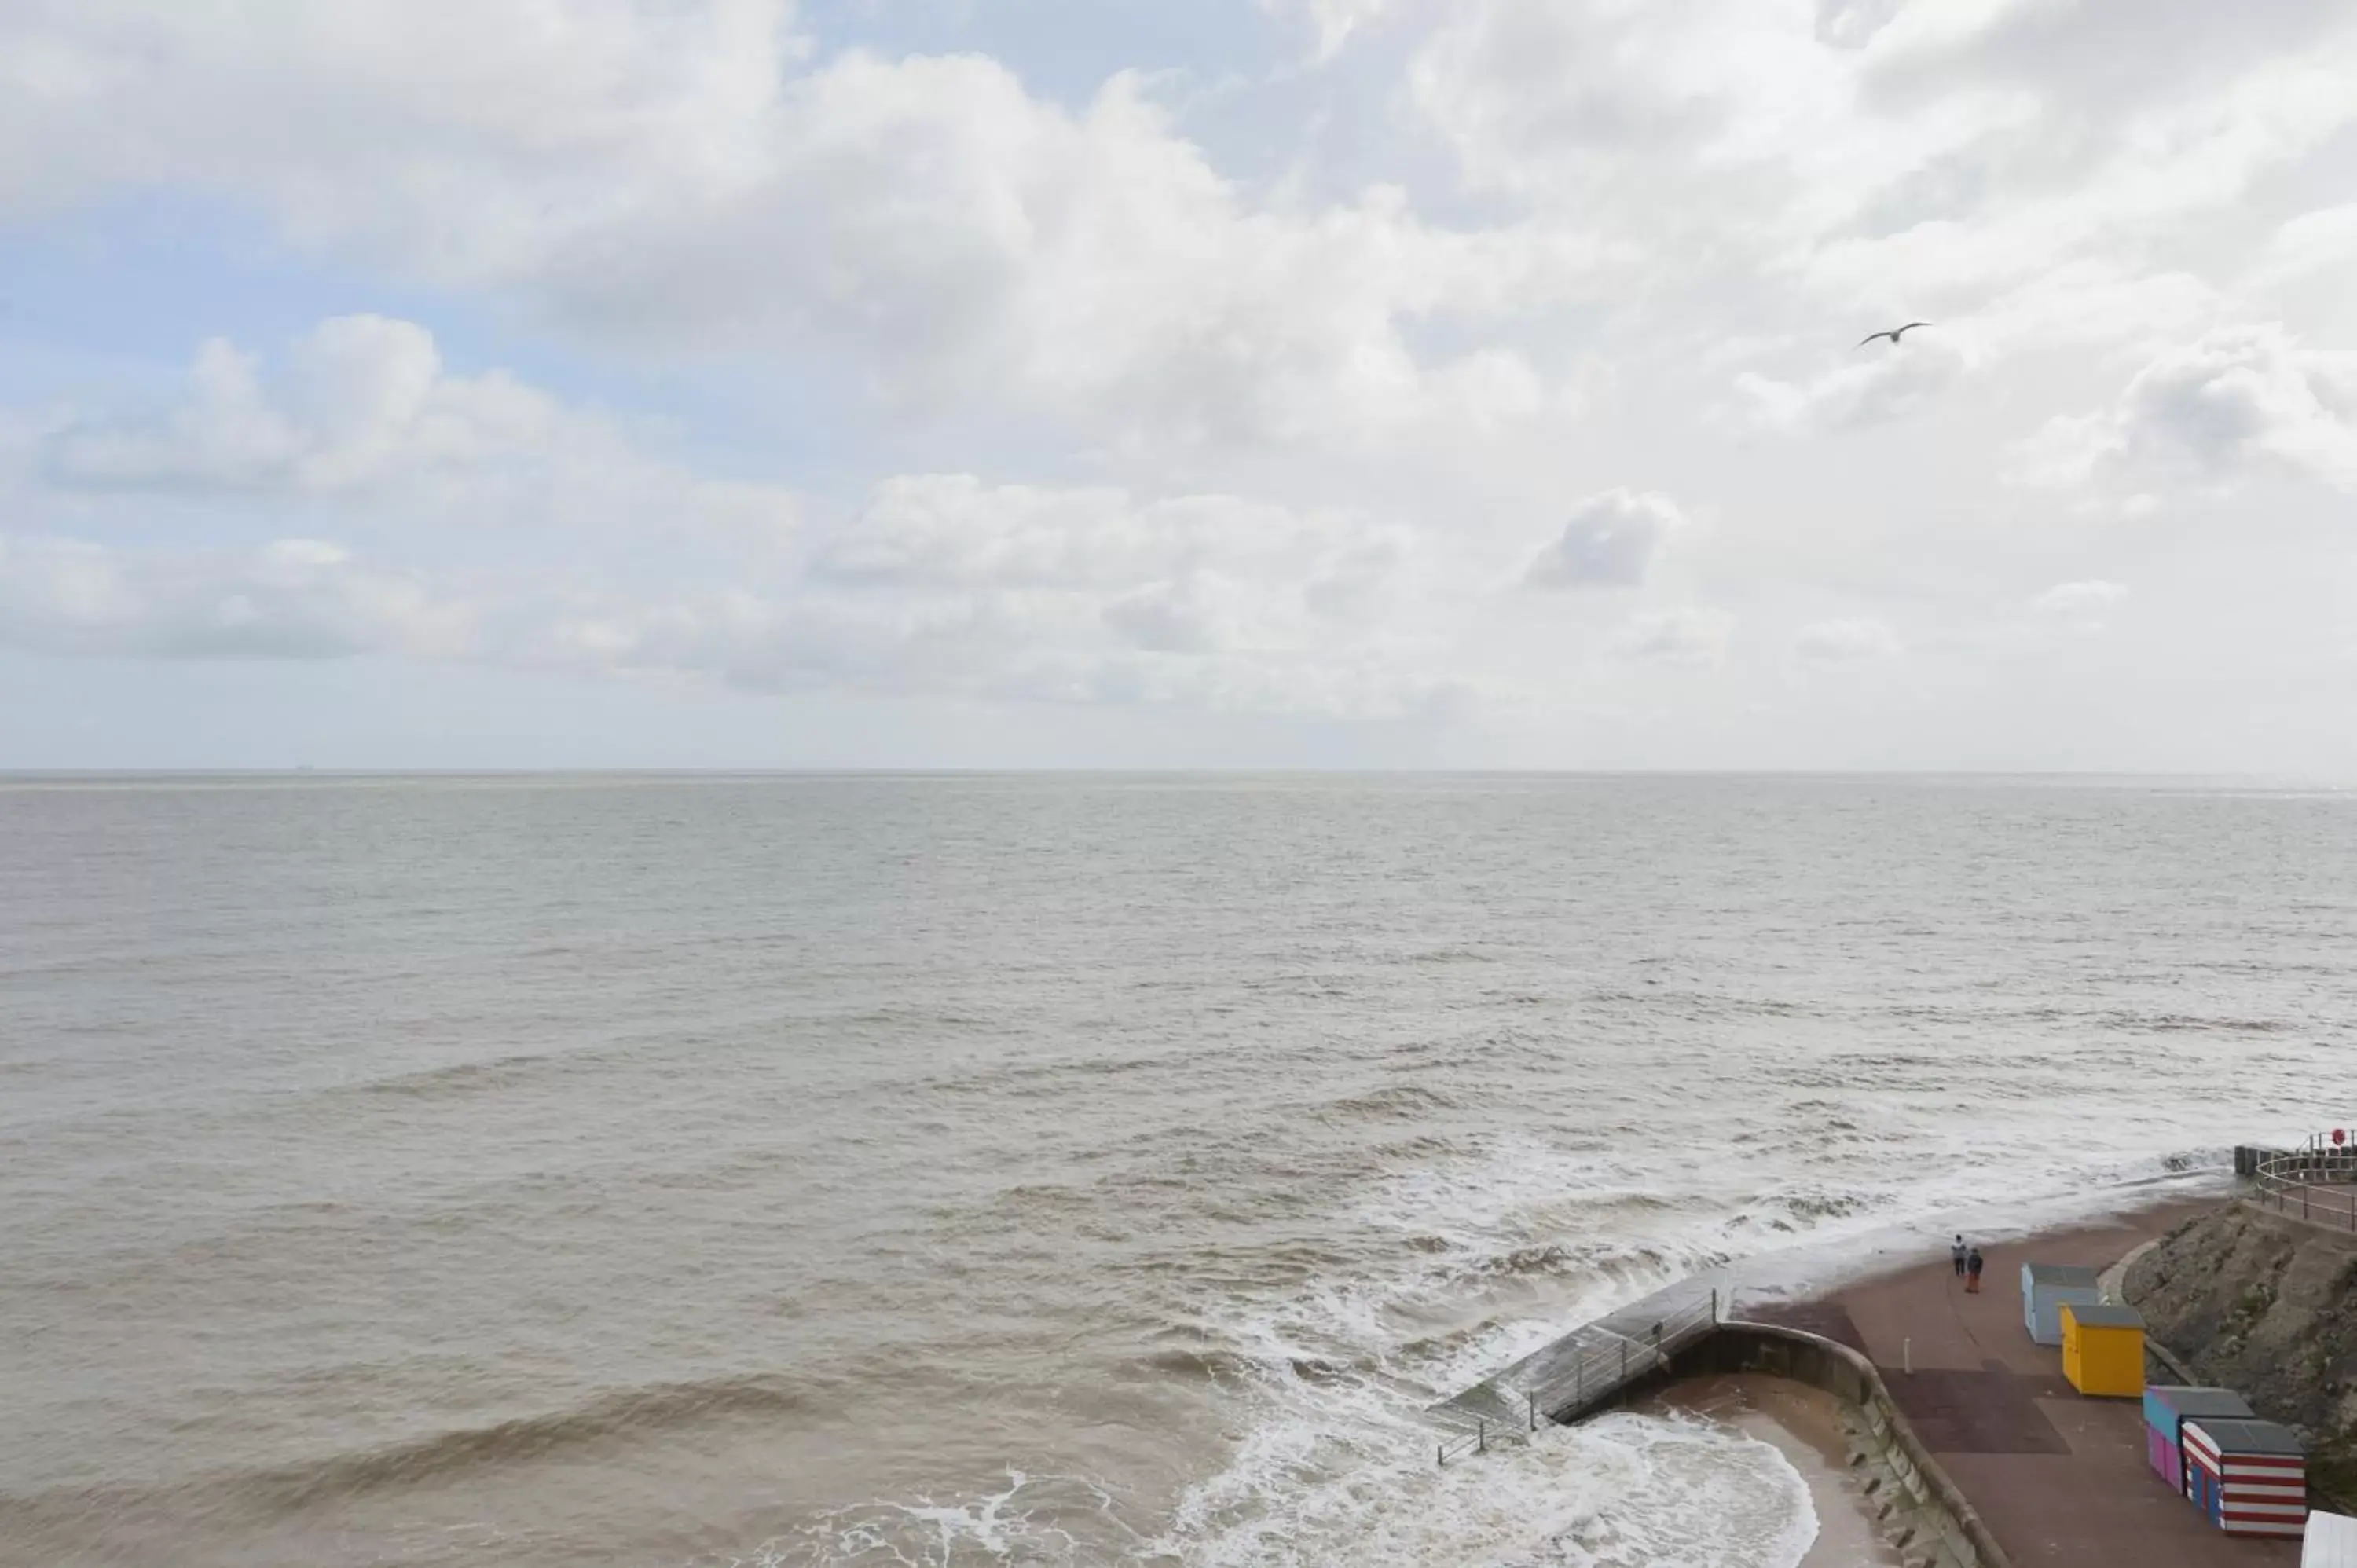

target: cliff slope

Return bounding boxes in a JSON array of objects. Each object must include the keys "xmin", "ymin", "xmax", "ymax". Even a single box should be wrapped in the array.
[{"xmin": 2124, "ymin": 1200, "xmax": 2357, "ymax": 1510}]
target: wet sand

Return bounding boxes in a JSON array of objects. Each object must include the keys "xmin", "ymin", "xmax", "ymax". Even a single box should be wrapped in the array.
[{"xmin": 1655, "ymin": 1374, "xmax": 1907, "ymax": 1567}]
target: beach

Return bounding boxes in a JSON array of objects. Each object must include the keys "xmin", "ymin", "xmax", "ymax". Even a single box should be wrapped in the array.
[{"xmin": 1658, "ymin": 1376, "xmax": 1908, "ymax": 1567}]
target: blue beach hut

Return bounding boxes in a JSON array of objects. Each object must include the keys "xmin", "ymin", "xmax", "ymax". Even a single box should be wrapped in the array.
[
  {"xmin": 2143, "ymin": 1386, "xmax": 2253, "ymax": 1494},
  {"xmin": 2022, "ymin": 1262, "xmax": 2104, "ymax": 1346}
]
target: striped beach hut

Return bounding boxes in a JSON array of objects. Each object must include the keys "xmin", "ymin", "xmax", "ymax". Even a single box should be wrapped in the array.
[
  {"xmin": 2183, "ymin": 1416, "xmax": 2307, "ymax": 1537},
  {"xmin": 2060, "ymin": 1302, "xmax": 2145, "ymax": 1398},
  {"xmin": 2022, "ymin": 1262, "xmax": 2104, "ymax": 1346},
  {"xmin": 2143, "ymin": 1387, "xmax": 2254, "ymax": 1494}
]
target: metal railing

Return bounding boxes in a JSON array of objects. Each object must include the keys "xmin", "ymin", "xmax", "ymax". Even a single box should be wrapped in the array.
[
  {"xmin": 2253, "ymin": 1134, "xmax": 2357, "ymax": 1231},
  {"xmin": 1435, "ymin": 1291, "xmax": 1721, "ymax": 1465}
]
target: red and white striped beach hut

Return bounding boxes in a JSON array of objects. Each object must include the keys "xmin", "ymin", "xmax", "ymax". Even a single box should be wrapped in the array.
[{"xmin": 2183, "ymin": 1416, "xmax": 2307, "ymax": 1537}]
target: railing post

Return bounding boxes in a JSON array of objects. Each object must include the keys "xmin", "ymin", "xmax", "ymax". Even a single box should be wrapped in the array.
[
  {"xmin": 1478, "ymin": 1419, "xmax": 1486, "ymax": 1454},
  {"xmin": 1438, "ymin": 1442, "xmax": 1445, "ymax": 1467},
  {"xmin": 1529, "ymin": 1391, "xmax": 1538, "ymax": 1431},
  {"xmin": 1711, "ymin": 1288, "xmax": 1718, "ymax": 1325}
]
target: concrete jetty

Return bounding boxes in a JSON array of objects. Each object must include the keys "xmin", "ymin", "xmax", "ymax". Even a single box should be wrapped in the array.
[{"xmin": 1431, "ymin": 1276, "xmax": 1721, "ymax": 1439}]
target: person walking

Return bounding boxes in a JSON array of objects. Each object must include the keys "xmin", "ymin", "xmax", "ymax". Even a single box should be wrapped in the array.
[
  {"xmin": 1966, "ymin": 1246, "xmax": 1985, "ymax": 1294},
  {"xmin": 1951, "ymin": 1236, "xmax": 1967, "ymax": 1278}
]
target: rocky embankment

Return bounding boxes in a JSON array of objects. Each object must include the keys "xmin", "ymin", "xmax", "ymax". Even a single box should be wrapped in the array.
[{"xmin": 2123, "ymin": 1200, "xmax": 2357, "ymax": 1510}]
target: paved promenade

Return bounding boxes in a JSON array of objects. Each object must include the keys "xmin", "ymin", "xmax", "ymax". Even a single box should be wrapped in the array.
[{"xmin": 1747, "ymin": 1202, "xmax": 2301, "ymax": 1566}]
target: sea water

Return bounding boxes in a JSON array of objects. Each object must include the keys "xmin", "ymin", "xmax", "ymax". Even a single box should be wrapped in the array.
[{"xmin": 2, "ymin": 773, "xmax": 2347, "ymax": 1566}]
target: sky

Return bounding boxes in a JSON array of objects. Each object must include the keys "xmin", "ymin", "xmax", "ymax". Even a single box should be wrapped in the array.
[{"xmin": 2, "ymin": 0, "xmax": 2354, "ymax": 772}]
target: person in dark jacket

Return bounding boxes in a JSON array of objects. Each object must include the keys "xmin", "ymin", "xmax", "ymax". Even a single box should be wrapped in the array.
[
  {"xmin": 1952, "ymin": 1236, "xmax": 1967, "ymax": 1277},
  {"xmin": 1965, "ymin": 1247, "xmax": 1985, "ymax": 1293}
]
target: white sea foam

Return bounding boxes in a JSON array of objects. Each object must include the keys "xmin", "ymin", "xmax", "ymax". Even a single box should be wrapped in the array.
[
  {"xmin": 1150, "ymin": 1398, "xmax": 1818, "ymax": 1568},
  {"xmin": 725, "ymin": 1130, "xmax": 2235, "ymax": 1568},
  {"xmin": 752, "ymin": 1472, "xmax": 1138, "ymax": 1566},
  {"xmin": 1141, "ymin": 1131, "xmax": 2233, "ymax": 1568}
]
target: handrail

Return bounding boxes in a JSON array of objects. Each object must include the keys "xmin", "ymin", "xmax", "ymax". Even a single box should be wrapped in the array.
[
  {"xmin": 1435, "ymin": 1291, "xmax": 1720, "ymax": 1465},
  {"xmin": 2251, "ymin": 1134, "xmax": 2357, "ymax": 1231}
]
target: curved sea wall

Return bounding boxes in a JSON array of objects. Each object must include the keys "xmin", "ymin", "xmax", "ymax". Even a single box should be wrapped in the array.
[
  {"xmin": 1601, "ymin": 1323, "xmax": 2011, "ymax": 1568},
  {"xmin": 2124, "ymin": 1199, "xmax": 2357, "ymax": 1511}
]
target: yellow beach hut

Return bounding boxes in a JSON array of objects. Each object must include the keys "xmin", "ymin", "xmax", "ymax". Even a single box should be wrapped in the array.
[{"xmin": 2061, "ymin": 1302, "xmax": 2145, "ymax": 1398}]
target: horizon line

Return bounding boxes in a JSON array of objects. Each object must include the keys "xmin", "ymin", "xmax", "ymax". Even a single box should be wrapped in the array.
[{"xmin": 2, "ymin": 767, "xmax": 2348, "ymax": 785}]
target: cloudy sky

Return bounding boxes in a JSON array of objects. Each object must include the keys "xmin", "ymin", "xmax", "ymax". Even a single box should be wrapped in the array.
[{"xmin": 3, "ymin": 0, "xmax": 2354, "ymax": 771}]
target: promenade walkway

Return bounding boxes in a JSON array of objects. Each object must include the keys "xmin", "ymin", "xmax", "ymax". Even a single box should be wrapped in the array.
[
  {"xmin": 2256, "ymin": 1178, "xmax": 2357, "ymax": 1233},
  {"xmin": 1745, "ymin": 1203, "xmax": 2300, "ymax": 1566}
]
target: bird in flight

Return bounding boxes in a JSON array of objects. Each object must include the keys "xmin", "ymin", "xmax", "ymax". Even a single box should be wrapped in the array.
[{"xmin": 1857, "ymin": 321, "xmax": 1931, "ymax": 347}]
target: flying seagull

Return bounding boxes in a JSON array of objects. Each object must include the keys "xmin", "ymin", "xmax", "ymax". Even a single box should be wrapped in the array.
[{"xmin": 1857, "ymin": 321, "xmax": 1931, "ymax": 347}]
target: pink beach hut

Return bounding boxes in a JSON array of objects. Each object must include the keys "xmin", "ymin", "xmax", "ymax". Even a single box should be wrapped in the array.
[{"xmin": 2143, "ymin": 1386, "xmax": 2253, "ymax": 1495}]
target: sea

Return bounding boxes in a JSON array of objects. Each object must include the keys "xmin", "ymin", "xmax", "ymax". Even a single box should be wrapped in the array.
[{"xmin": 2, "ymin": 773, "xmax": 2350, "ymax": 1568}]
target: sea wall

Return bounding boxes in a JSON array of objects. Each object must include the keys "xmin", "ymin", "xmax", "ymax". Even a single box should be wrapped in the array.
[
  {"xmin": 1606, "ymin": 1324, "xmax": 2009, "ymax": 1568},
  {"xmin": 2124, "ymin": 1199, "xmax": 2357, "ymax": 1509}
]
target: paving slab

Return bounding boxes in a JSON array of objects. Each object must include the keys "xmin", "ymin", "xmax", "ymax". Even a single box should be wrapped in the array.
[{"xmin": 1747, "ymin": 1202, "xmax": 2303, "ymax": 1566}]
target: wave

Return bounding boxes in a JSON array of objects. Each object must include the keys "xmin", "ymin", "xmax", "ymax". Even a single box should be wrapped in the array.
[
  {"xmin": 1325, "ymin": 1084, "xmax": 1464, "ymax": 1120},
  {"xmin": 736, "ymin": 1470, "xmax": 1145, "ymax": 1568},
  {"xmin": 1135, "ymin": 1344, "xmax": 1364, "ymax": 1386},
  {"xmin": 1, "ymin": 1372, "xmax": 823, "ymax": 1530},
  {"xmin": 350, "ymin": 1052, "xmax": 562, "ymax": 1100},
  {"xmin": 2106, "ymin": 1009, "xmax": 2299, "ymax": 1035},
  {"xmin": 1453, "ymin": 1237, "xmax": 1691, "ymax": 1284}
]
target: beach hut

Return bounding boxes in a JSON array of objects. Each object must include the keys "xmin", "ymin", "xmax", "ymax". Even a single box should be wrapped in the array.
[
  {"xmin": 2183, "ymin": 1417, "xmax": 2307, "ymax": 1537},
  {"xmin": 2306, "ymin": 1510, "xmax": 2357, "ymax": 1566},
  {"xmin": 2022, "ymin": 1262, "xmax": 2104, "ymax": 1346},
  {"xmin": 2143, "ymin": 1387, "xmax": 2254, "ymax": 1494},
  {"xmin": 2060, "ymin": 1302, "xmax": 2145, "ymax": 1397}
]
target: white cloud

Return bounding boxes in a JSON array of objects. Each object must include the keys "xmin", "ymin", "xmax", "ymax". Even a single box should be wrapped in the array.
[
  {"xmin": 1524, "ymin": 489, "xmax": 1687, "ymax": 589},
  {"xmin": 49, "ymin": 316, "xmax": 555, "ymax": 493},
  {"xmin": 35, "ymin": 315, "xmax": 799, "ymax": 536},
  {"xmin": 2018, "ymin": 325, "xmax": 2357, "ymax": 493},
  {"xmin": 5, "ymin": 3, "xmax": 2357, "ymax": 767},
  {"xmin": 1815, "ymin": 0, "xmax": 1904, "ymax": 51},
  {"xmin": 803, "ymin": 477, "xmax": 1436, "ymax": 700},
  {"xmin": 1267, "ymin": 0, "xmax": 1398, "ymax": 60},
  {"xmin": 0, "ymin": 4, "xmax": 1596, "ymax": 452},
  {"xmin": 1736, "ymin": 335, "xmax": 1972, "ymax": 435},
  {"xmin": 511, "ymin": 570, "xmax": 1482, "ymax": 722},
  {"xmin": 2022, "ymin": 579, "xmax": 2129, "ymax": 636},
  {"xmin": 1820, "ymin": 6, "xmax": 2357, "ymax": 302},
  {"xmin": 1101, "ymin": 574, "xmax": 1251, "ymax": 654},
  {"xmin": 1794, "ymin": 617, "xmax": 1901, "ymax": 661},
  {"xmin": 1611, "ymin": 606, "xmax": 1732, "ymax": 667},
  {"xmin": 0, "ymin": 535, "xmax": 464, "ymax": 660},
  {"xmin": 817, "ymin": 476, "xmax": 1409, "ymax": 608},
  {"xmin": 2031, "ymin": 581, "xmax": 2129, "ymax": 616},
  {"xmin": 1393, "ymin": 0, "xmax": 2357, "ymax": 420},
  {"xmin": 2255, "ymin": 203, "xmax": 2357, "ymax": 285},
  {"xmin": 0, "ymin": 470, "xmax": 1469, "ymax": 723}
]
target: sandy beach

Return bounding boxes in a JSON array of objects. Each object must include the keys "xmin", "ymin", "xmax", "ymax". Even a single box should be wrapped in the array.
[{"xmin": 1655, "ymin": 1374, "xmax": 1908, "ymax": 1567}]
